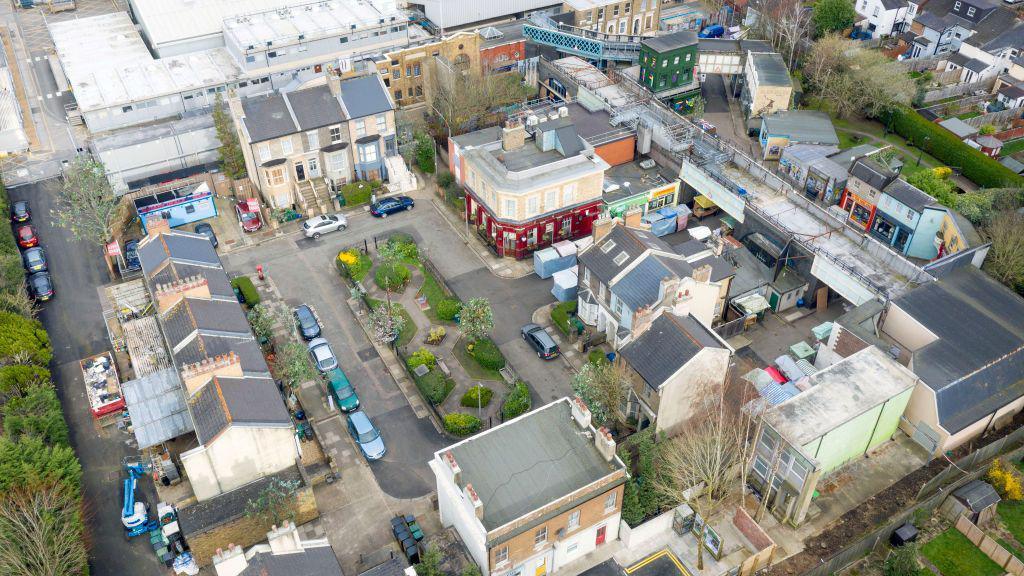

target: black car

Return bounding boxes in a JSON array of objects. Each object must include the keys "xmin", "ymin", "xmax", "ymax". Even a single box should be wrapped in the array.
[
  {"xmin": 294, "ymin": 304, "xmax": 321, "ymax": 340},
  {"xmin": 370, "ymin": 196, "xmax": 415, "ymax": 217},
  {"xmin": 194, "ymin": 222, "xmax": 218, "ymax": 248},
  {"xmin": 28, "ymin": 272, "xmax": 53, "ymax": 301},
  {"xmin": 124, "ymin": 239, "xmax": 142, "ymax": 272},
  {"xmin": 10, "ymin": 200, "xmax": 29, "ymax": 223},
  {"xmin": 521, "ymin": 323, "xmax": 560, "ymax": 359},
  {"xmin": 21, "ymin": 246, "xmax": 47, "ymax": 273}
]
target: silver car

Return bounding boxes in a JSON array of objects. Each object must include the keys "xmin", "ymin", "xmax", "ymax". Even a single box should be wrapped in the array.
[
  {"xmin": 303, "ymin": 214, "xmax": 348, "ymax": 239},
  {"xmin": 307, "ymin": 337, "xmax": 338, "ymax": 373}
]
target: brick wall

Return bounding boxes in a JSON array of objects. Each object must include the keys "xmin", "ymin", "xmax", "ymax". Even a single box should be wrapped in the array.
[{"xmin": 186, "ymin": 486, "xmax": 319, "ymax": 566}]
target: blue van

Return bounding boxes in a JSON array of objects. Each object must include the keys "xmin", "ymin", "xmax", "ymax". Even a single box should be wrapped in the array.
[{"xmin": 699, "ymin": 24, "xmax": 725, "ymax": 38}]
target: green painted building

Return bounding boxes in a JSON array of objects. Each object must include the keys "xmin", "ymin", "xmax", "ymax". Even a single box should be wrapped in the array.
[{"xmin": 638, "ymin": 30, "xmax": 699, "ymax": 104}]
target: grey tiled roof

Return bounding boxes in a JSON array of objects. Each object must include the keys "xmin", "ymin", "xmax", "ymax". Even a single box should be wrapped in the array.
[
  {"xmin": 286, "ymin": 85, "xmax": 346, "ymax": 130},
  {"xmin": 882, "ymin": 179, "xmax": 936, "ymax": 213},
  {"xmin": 620, "ymin": 312, "xmax": 723, "ymax": 389},
  {"xmin": 138, "ymin": 231, "xmax": 219, "ymax": 275},
  {"xmin": 612, "ymin": 257, "xmax": 674, "ymax": 310},
  {"xmin": 240, "ymin": 545, "xmax": 344, "ymax": 576},
  {"xmin": 216, "ymin": 375, "xmax": 290, "ymax": 426},
  {"xmin": 338, "ymin": 75, "xmax": 393, "ymax": 120},
  {"xmin": 241, "ymin": 92, "xmax": 297, "ymax": 144},
  {"xmin": 579, "ymin": 226, "xmax": 649, "ymax": 284},
  {"xmin": 188, "ymin": 298, "xmax": 251, "ymax": 334},
  {"xmin": 149, "ymin": 262, "xmax": 234, "ymax": 298},
  {"xmin": 849, "ymin": 157, "xmax": 896, "ymax": 191},
  {"xmin": 178, "ymin": 467, "xmax": 304, "ymax": 536},
  {"xmin": 190, "ymin": 381, "xmax": 229, "ymax": 444},
  {"xmin": 642, "ymin": 30, "xmax": 698, "ymax": 52}
]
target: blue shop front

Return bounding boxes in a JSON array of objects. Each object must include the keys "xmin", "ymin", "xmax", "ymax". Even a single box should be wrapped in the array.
[{"xmin": 135, "ymin": 181, "xmax": 217, "ymax": 232}]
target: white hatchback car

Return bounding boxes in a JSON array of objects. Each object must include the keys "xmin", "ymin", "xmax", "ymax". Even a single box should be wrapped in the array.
[{"xmin": 303, "ymin": 213, "xmax": 348, "ymax": 239}]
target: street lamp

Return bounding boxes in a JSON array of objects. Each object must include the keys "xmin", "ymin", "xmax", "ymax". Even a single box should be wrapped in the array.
[{"xmin": 916, "ymin": 136, "xmax": 930, "ymax": 167}]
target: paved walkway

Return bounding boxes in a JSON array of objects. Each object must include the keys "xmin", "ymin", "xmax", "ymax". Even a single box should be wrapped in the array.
[
  {"xmin": 532, "ymin": 303, "xmax": 587, "ymax": 372},
  {"xmin": 430, "ymin": 197, "xmax": 536, "ymax": 279}
]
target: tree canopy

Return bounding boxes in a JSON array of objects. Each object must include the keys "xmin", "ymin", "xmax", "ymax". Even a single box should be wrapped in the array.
[
  {"xmin": 804, "ymin": 35, "xmax": 915, "ymax": 118},
  {"xmin": 812, "ymin": 0, "xmax": 856, "ymax": 36},
  {"xmin": 53, "ymin": 156, "xmax": 121, "ymax": 247},
  {"xmin": 213, "ymin": 93, "xmax": 247, "ymax": 180}
]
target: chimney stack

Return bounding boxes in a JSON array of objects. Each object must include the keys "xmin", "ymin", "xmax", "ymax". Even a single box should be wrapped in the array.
[
  {"xmin": 502, "ymin": 119, "xmax": 526, "ymax": 152},
  {"xmin": 443, "ymin": 450, "xmax": 462, "ymax": 487},
  {"xmin": 592, "ymin": 217, "xmax": 616, "ymax": 243},
  {"xmin": 181, "ymin": 352, "xmax": 242, "ymax": 395},
  {"xmin": 595, "ymin": 427, "xmax": 616, "ymax": 462},
  {"xmin": 212, "ymin": 544, "xmax": 248, "ymax": 576},
  {"xmin": 464, "ymin": 483, "xmax": 484, "ymax": 520},
  {"xmin": 154, "ymin": 275, "xmax": 211, "ymax": 313},
  {"xmin": 623, "ymin": 206, "xmax": 643, "ymax": 229},
  {"xmin": 267, "ymin": 521, "xmax": 303, "ymax": 556},
  {"xmin": 571, "ymin": 396, "xmax": 592, "ymax": 430},
  {"xmin": 692, "ymin": 263, "xmax": 713, "ymax": 284}
]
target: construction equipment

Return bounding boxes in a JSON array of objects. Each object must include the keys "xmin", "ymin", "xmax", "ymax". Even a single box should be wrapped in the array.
[{"xmin": 122, "ymin": 461, "xmax": 155, "ymax": 536}]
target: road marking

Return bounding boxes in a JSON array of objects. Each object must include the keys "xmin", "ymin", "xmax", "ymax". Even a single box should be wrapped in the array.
[{"xmin": 625, "ymin": 550, "xmax": 690, "ymax": 576}]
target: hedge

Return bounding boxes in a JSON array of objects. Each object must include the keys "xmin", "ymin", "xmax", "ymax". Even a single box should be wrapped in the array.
[
  {"xmin": 588, "ymin": 349, "xmax": 609, "ymax": 365},
  {"xmin": 339, "ymin": 180, "xmax": 382, "ymax": 207},
  {"xmin": 444, "ymin": 413, "xmax": 482, "ymax": 437},
  {"xmin": 550, "ymin": 301, "xmax": 577, "ymax": 336},
  {"xmin": 884, "ymin": 106, "xmax": 1024, "ymax": 189},
  {"xmin": 231, "ymin": 275, "xmax": 260, "ymax": 306},
  {"xmin": 374, "ymin": 263, "xmax": 410, "ymax": 291},
  {"xmin": 414, "ymin": 370, "xmax": 454, "ymax": 405},
  {"xmin": 460, "ymin": 385, "xmax": 493, "ymax": 408},
  {"xmin": 501, "ymin": 380, "xmax": 532, "ymax": 420},
  {"xmin": 436, "ymin": 298, "xmax": 461, "ymax": 322},
  {"xmin": 0, "ymin": 312, "xmax": 52, "ymax": 367},
  {"xmin": 471, "ymin": 338, "xmax": 505, "ymax": 370}
]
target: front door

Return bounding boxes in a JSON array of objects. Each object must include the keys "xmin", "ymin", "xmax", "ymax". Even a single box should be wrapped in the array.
[
  {"xmin": 535, "ymin": 558, "xmax": 546, "ymax": 576},
  {"xmin": 295, "ymin": 162, "xmax": 306, "ymax": 181},
  {"xmin": 503, "ymin": 231, "xmax": 516, "ymax": 257},
  {"xmin": 596, "ymin": 525, "xmax": 607, "ymax": 546},
  {"xmin": 367, "ymin": 169, "xmax": 381, "ymax": 181}
]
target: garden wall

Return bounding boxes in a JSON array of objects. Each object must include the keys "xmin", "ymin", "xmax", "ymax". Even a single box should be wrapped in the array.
[
  {"xmin": 964, "ymin": 106, "xmax": 1024, "ymax": 129},
  {"xmin": 619, "ymin": 507, "xmax": 676, "ymax": 550},
  {"xmin": 955, "ymin": 515, "xmax": 1024, "ymax": 576}
]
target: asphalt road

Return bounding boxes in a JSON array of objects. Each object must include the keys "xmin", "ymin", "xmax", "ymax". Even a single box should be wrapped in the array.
[{"xmin": 9, "ymin": 179, "xmax": 163, "ymax": 575}]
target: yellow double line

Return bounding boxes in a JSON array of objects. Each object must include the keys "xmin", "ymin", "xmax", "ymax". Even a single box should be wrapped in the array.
[{"xmin": 625, "ymin": 549, "xmax": 691, "ymax": 576}]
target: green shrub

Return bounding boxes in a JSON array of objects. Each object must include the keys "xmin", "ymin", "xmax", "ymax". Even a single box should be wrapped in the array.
[
  {"xmin": 437, "ymin": 172, "xmax": 455, "ymax": 189},
  {"xmin": 883, "ymin": 106, "xmax": 1024, "ymax": 189},
  {"xmin": 230, "ymin": 276, "xmax": 260, "ymax": 306},
  {"xmin": 436, "ymin": 298, "xmax": 461, "ymax": 321},
  {"xmin": 0, "ymin": 311, "xmax": 52, "ymax": 367},
  {"xmin": 386, "ymin": 235, "xmax": 419, "ymax": 261},
  {"xmin": 443, "ymin": 413, "xmax": 482, "ymax": 436},
  {"xmin": 0, "ymin": 365, "xmax": 51, "ymax": 397},
  {"xmin": 374, "ymin": 263, "xmax": 411, "ymax": 291},
  {"xmin": 588, "ymin": 349, "xmax": 609, "ymax": 365},
  {"xmin": 470, "ymin": 338, "xmax": 505, "ymax": 370},
  {"xmin": 550, "ymin": 301, "xmax": 577, "ymax": 336},
  {"xmin": 501, "ymin": 380, "xmax": 531, "ymax": 420},
  {"xmin": 3, "ymin": 383, "xmax": 69, "ymax": 446},
  {"xmin": 337, "ymin": 249, "xmax": 372, "ymax": 282},
  {"xmin": 406, "ymin": 347, "xmax": 437, "ymax": 371},
  {"xmin": 460, "ymin": 385, "xmax": 493, "ymax": 408},
  {"xmin": 415, "ymin": 370, "xmax": 454, "ymax": 404},
  {"xmin": 339, "ymin": 180, "xmax": 382, "ymax": 206}
]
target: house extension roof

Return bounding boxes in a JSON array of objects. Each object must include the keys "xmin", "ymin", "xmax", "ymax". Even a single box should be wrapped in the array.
[
  {"xmin": 121, "ymin": 367, "xmax": 193, "ymax": 449},
  {"xmin": 620, "ymin": 312, "xmax": 724, "ymax": 389},
  {"xmin": 882, "ymin": 179, "xmax": 936, "ymax": 213},
  {"xmin": 642, "ymin": 30, "xmax": 698, "ymax": 53},
  {"xmin": 337, "ymin": 74, "xmax": 394, "ymax": 120},
  {"xmin": 764, "ymin": 346, "xmax": 919, "ymax": 446},
  {"xmin": 761, "ymin": 110, "xmax": 839, "ymax": 146},
  {"xmin": 579, "ymin": 225, "xmax": 670, "ymax": 284},
  {"xmin": 612, "ymin": 255, "xmax": 692, "ymax": 310},
  {"xmin": 240, "ymin": 545, "xmax": 343, "ymax": 576},
  {"xmin": 138, "ymin": 230, "xmax": 220, "ymax": 273},
  {"xmin": 939, "ymin": 117, "xmax": 980, "ymax": 139},
  {"xmin": 443, "ymin": 398, "xmax": 625, "ymax": 531},
  {"xmin": 849, "ymin": 157, "xmax": 896, "ymax": 191},
  {"xmin": 750, "ymin": 52, "xmax": 792, "ymax": 87},
  {"xmin": 893, "ymin": 265, "xmax": 1024, "ymax": 433}
]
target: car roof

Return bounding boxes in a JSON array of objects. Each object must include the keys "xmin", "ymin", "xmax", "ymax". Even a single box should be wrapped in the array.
[
  {"xmin": 534, "ymin": 329, "xmax": 557, "ymax": 346},
  {"xmin": 12, "ymin": 200, "xmax": 27, "ymax": 208},
  {"xmin": 349, "ymin": 411, "xmax": 373, "ymax": 430}
]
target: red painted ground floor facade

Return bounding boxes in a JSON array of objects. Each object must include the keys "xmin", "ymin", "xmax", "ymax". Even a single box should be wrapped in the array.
[{"xmin": 465, "ymin": 192, "xmax": 602, "ymax": 259}]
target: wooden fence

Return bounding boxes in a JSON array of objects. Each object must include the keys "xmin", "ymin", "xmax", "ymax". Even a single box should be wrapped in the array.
[
  {"xmin": 923, "ymin": 77, "xmax": 996, "ymax": 104},
  {"xmin": 964, "ymin": 106, "xmax": 1024, "ymax": 129}
]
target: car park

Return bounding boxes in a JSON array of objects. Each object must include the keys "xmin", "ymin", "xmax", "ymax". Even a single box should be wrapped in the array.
[
  {"xmin": 28, "ymin": 271, "xmax": 53, "ymax": 301},
  {"xmin": 302, "ymin": 214, "xmax": 348, "ymax": 239},
  {"xmin": 326, "ymin": 368, "xmax": 360, "ymax": 412},
  {"xmin": 193, "ymin": 222, "xmax": 218, "ymax": 248},
  {"xmin": 16, "ymin": 224, "xmax": 38, "ymax": 248},
  {"xmin": 235, "ymin": 201, "xmax": 264, "ymax": 233},
  {"xmin": 346, "ymin": 410, "xmax": 386, "ymax": 460},
  {"xmin": 293, "ymin": 304, "xmax": 321, "ymax": 340},
  {"xmin": 370, "ymin": 195, "xmax": 415, "ymax": 218},
  {"xmin": 124, "ymin": 239, "xmax": 142, "ymax": 272},
  {"xmin": 10, "ymin": 200, "xmax": 29, "ymax": 223},
  {"xmin": 307, "ymin": 337, "xmax": 338, "ymax": 373},
  {"xmin": 521, "ymin": 323, "xmax": 560, "ymax": 359},
  {"xmin": 21, "ymin": 247, "xmax": 47, "ymax": 273}
]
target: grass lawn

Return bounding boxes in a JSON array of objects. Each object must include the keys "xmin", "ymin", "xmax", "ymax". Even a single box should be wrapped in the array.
[
  {"xmin": 956, "ymin": 111, "xmax": 982, "ymax": 120},
  {"xmin": 417, "ymin": 267, "xmax": 457, "ymax": 324},
  {"xmin": 366, "ymin": 298, "xmax": 416, "ymax": 348},
  {"xmin": 452, "ymin": 337, "xmax": 503, "ymax": 381},
  {"xmin": 997, "ymin": 536, "xmax": 1024, "ymax": 563},
  {"xmin": 921, "ymin": 528, "xmax": 1004, "ymax": 576},
  {"xmin": 999, "ymin": 139, "xmax": 1024, "ymax": 157},
  {"xmin": 836, "ymin": 129, "xmax": 866, "ymax": 149},
  {"xmin": 1000, "ymin": 501, "xmax": 1024, "ymax": 544}
]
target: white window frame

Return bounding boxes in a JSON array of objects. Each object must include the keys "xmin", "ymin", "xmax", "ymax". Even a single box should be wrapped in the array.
[
  {"xmin": 330, "ymin": 126, "xmax": 343, "ymax": 143},
  {"xmin": 567, "ymin": 509, "xmax": 581, "ymax": 531},
  {"xmin": 583, "ymin": 267, "xmax": 591, "ymax": 285},
  {"xmin": 360, "ymin": 144, "xmax": 378, "ymax": 164},
  {"xmin": 545, "ymin": 189, "xmax": 557, "ymax": 209},
  {"xmin": 527, "ymin": 196, "xmax": 539, "ymax": 216},
  {"xmin": 604, "ymin": 491, "xmax": 616, "ymax": 512},
  {"xmin": 495, "ymin": 547, "xmax": 508, "ymax": 565},
  {"xmin": 307, "ymin": 130, "xmax": 320, "ymax": 150},
  {"xmin": 376, "ymin": 114, "xmax": 387, "ymax": 133},
  {"xmin": 281, "ymin": 138, "xmax": 293, "ymax": 155},
  {"xmin": 328, "ymin": 152, "xmax": 347, "ymax": 173},
  {"xmin": 503, "ymin": 198, "xmax": 517, "ymax": 218},
  {"xmin": 355, "ymin": 119, "xmax": 366, "ymax": 137},
  {"xmin": 534, "ymin": 526, "xmax": 548, "ymax": 546},
  {"xmin": 258, "ymin": 143, "xmax": 271, "ymax": 162}
]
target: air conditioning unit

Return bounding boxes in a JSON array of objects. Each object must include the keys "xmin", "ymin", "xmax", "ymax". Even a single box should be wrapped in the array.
[{"xmin": 639, "ymin": 158, "xmax": 656, "ymax": 169}]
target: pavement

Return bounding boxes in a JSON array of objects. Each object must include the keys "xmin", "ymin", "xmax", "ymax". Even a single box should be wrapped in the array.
[{"xmin": 8, "ymin": 178, "xmax": 163, "ymax": 575}]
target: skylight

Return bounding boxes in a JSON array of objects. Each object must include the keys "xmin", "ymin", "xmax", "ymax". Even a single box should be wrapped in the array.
[
  {"xmin": 600, "ymin": 240, "xmax": 617, "ymax": 253},
  {"xmin": 613, "ymin": 252, "xmax": 629, "ymax": 266}
]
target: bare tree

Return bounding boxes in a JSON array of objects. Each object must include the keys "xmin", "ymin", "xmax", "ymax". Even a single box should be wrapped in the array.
[
  {"xmin": 426, "ymin": 61, "xmax": 532, "ymax": 138},
  {"xmin": 653, "ymin": 383, "xmax": 743, "ymax": 570},
  {"xmin": 983, "ymin": 212, "xmax": 1024, "ymax": 290},
  {"xmin": 0, "ymin": 483, "xmax": 88, "ymax": 576},
  {"xmin": 572, "ymin": 361, "xmax": 630, "ymax": 429},
  {"xmin": 803, "ymin": 35, "xmax": 914, "ymax": 118},
  {"xmin": 777, "ymin": 0, "xmax": 813, "ymax": 70},
  {"xmin": 52, "ymin": 157, "xmax": 121, "ymax": 248}
]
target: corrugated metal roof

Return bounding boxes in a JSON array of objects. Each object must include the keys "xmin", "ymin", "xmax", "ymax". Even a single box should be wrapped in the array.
[{"xmin": 122, "ymin": 367, "xmax": 194, "ymax": 449}]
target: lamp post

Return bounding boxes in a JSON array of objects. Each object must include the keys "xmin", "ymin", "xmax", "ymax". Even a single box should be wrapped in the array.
[{"xmin": 916, "ymin": 136, "xmax": 930, "ymax": 166}]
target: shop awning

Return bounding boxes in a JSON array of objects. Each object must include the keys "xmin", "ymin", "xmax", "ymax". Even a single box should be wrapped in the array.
[{"xmin": 694, "ymin": 195, "xmax": 716, "ymax": 209}]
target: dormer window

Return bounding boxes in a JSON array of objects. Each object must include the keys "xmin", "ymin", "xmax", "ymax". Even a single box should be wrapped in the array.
[
  {"xmin": 966, "ymin": 6, "xmax": 975, "ymax": 16},
  {"xmin": 953, "ymin": 1, "xmax": 960, "ymax": 10}
]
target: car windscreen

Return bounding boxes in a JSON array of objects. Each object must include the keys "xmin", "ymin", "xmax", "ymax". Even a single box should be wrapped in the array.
[
  {"xmin": 337, "ymin": 385, "xmax": 354, "ymax": 399},
  {"xmin": 357, "ymin": 426, "xmax": 379, "ymax": 444},
  {"xmin": 240, "ymin": 211, "xmax": 258, "ymax": 222}
]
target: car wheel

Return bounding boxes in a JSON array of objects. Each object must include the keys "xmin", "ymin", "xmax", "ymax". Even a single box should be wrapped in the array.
[
  {"xmin": 406, "ymin": 205, "xmax": 413, "ymax": 211},
  {"xmin": 339, "ymin": 224, "xmax": 347, "ymax": 232},
  {"xmin": 537, "ymin": 351, "xmax": 543, "ymax": 358},
  {"xmin": 381, "ymin": 212, "xmax": 388, "ymax": 218},
  {"xmin": 313, "ymin": 232, "xmax": 321, "ymax": 240},
  {"xmin": 522, "ymin": 331, "xmax": 527, "ymax": 340}
]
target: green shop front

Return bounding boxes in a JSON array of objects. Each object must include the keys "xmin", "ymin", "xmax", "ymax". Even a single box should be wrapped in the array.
[{"xmin": 603, "ymin": 181, "xmax": 680, "ymax": 218}]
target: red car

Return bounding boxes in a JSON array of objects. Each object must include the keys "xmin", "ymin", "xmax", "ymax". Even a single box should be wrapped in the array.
[
  {"xmin": 16, "ymin": 224, "xmax": 38, "ymax": 248},
  {"xmin": 235, "ymin": 201, "xmax": 263, "ymax": 233}
]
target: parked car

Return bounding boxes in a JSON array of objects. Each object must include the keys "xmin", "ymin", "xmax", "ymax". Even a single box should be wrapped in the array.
[
  {"xmin": 235, "ymin": 201, "xmax": 264, "ymax": 233},
  {"xmin": 307, "ymin": 337, "xmax": 338, "ymax": 373},
  {"xmin": 521, "ymin": 323, "xmax": 560, "ymax": 359},
  {"xmin": 303, "ymin": 214, "xmax": 348, "ymax": 239},
  {"xmin": 10, "ymin": 200, "xmax": 30, "ymax": 223},
  {"xmin": 124, "ymin": 239, "xmax": 142, "ymax": 272},
  {"xmin": 21, "ymin": 246, "xmax": 47, "ymax": 273},
  {"xmin": 28, "ymin": 271, "xmax": 53, "ymax": 301},
  {"xmin": 193, "ymin": 222, "xmax": 218, "ymax": 248},
  {"xmin": 293, "ymin": 304, "xmax": 321, "ymax": 340},
  {"xmin": 370, "ymin": 196, "xmax": 415, "ymax": 218},
  {"xmin": 15, "ymin": 224, "xmax": 38, "ymax": 248},
  {"xmin": 347, "ymin": 410, "xmax": 386, "ymax": 460},
  {"xmin": 326, "ymin": 368, "xmax": 360, "ymax": 412}
]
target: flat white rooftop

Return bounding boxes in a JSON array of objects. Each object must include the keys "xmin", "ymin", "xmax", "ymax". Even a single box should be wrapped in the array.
[
  {"xmin": 129, "ymin": 0, "xmax": 299, "ymax": 49},
  {"xmin": 49, "ymin": 13, "xmax": 242, "ymax": 113},
  {"xmin": 224, "ymin": 0, "xmax": 411, "ymax": 51}
]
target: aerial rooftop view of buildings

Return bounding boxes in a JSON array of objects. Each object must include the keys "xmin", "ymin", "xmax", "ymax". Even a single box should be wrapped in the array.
[{"xmin": 1, "ymin": 0, "xmax": 1024, "ymax": 575}]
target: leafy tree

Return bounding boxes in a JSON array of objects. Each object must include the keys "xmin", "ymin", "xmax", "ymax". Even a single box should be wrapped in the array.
[
  {"xmin": 0, "ymin": 482, "xmax": 88, "ymax": 576},
  {"xmin": 0, "ymin": 436, "xmax": 82, "ymax": 495},
  {"xmin": 571, "ymin": 362, "xmax": 628, "ymax": 428},
  {"xmin": 804, "ymin": 35, "xmax": 914, "ymax": 118},
  {"xmin": 983, "ymin": 212, "xmax": 1024, "ymax": 296},
  {"xmin": 0, "ymin": 365, "xmax": 50, "ymax": 399},
  {"xmin": 884, "ymin": 543, "xmax": 921, "ymax": 576},
  {"xmin": 0, "ymin": 311, "xmax": 52, "ymax": 367},
  {"xmin": 621, "ymin": 479, "xmax": 644, "ymax": 526},
  {"xmin": 52, "ymin": 156, "xmax": 121, "ymax": 248},
  {"xmin": 414, "ymin": 547, "xmax": 444, "ymax": 576},
  {"xmin": 907, "ymin": 169, "xmax": 956, "ymax": 207},
  {"xmin": 276, "ymin": 342, "xmax": 317, "ymax": 387},
  {"xmin": 956, "ymin": 191, "xmax": 995, "ymax": 226},
  {"xmin": 245, "ymin": 477, "xmax": 301, "ymax": 526},
  {"xmin": 461, "ymin": 564, "xmax": 482, "ymax": 576},
  {"xmin": 688, "ymin": 96, "xmax": 706, "ymax": 119},
  {"xmin": 414, "ymin": 132, "xmax": 435, "ymax": 174},
  {"xmin": 248, "ymin": 302, "xmax": 279, "ymax": 345},
  {"xmin": 369, "ymin": 301, "xmax": 407, "ymax": 344},
  {"xmin": 3, "ymin": 384, "xmax": 69, "ymax": 447},
  {"xmin": 978, "ymin": 123, "xmax": 997, "ymax": 136},
  {"xmin": 812, "ymin": 0, "xmax": 856, "ymax": 36},
  {"xmin": 459, "ymin": 298, "xmax": 493, "ymax": 342},
  {"xmin": 213, "ymin": 93, "xmax": 247, "ymax": 180}
]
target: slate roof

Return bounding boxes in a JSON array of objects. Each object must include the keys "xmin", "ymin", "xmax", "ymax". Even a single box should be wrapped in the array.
[
  {"xmin": 160, "ymin": 297, "xmax": 250, "ymax": 349},
  {"xmin": 175, "ymin": 335, "xmax": 268, "ymax": 374},
  {"xmin": 612, "ymin": 257, "xmax": 675, "ymax": 310},
  {"xmin": 138, "ymin": 231, "xmax": 219, "ymax": 274},
  {"xmin": 620, "ymin": 312, "xmax": 723, "ymax": 389},
  {"xmin": 849, "ymin": 157, "xmax": 896, "ymax": 191},
  {"xmin": 761, "ymin": 111, "xmax": 839, "ymax": 146},
  {"xmin": 750, "ymin": 52, "xmax": 792, "ymax": 87},
  {"xmin": 178, "ymin": 467, "xmax": 304, "ymax": 536},
  {"xmin": 241, "ymin": 92, "xmax": 298, "ymax": 144},
  {"xmin": 882, "ymin": 179, "xmax": 936, "ymax": 213},
  {"xmin": 893, "ymin": 265, "xmax": 1024, "ymax": 433},
  {"xmin": 999, "ymin": 84, "xmax": 1024, "ymax": 101},
  {"xmin": 579, "ymin": 226, "xmax": 650, "ymax": 284},
  {"xmin": 286, "ymin": 85, "xmax": 346, "ymax": 130},
  {"xmin": 190, "ymin": 380, "xmax": 229, "ymax": 444},
  {"xmin": 148, "ymin": 261, "xmax": 234, "ymax": 298},
  {"xmin": 879, "ymin": 0, "xmax": 905, "ymax": 10},
  {"xmin": 240, "ymin": 545, "xmax": 344, "ymax": 576},
  {"xmin": 444, "ymin": 398, "xmax": 625, "ymax": 531},
  {"xmin": 642, "ymin": 30, "xmax": 698, "ymax": 53},
  {"xmin": 338, "ymin": 74, "xmax": 393, "ymax": 120},
  {"xmin": 189, "ymin": 375, "xmax": 291, "ymax": 444},
  {"xmin": 691, "ymin": 254, "xmax": 736, "ymax": 282},
  {"xmin": 122, "ymin": 367, "xmax": 193, "ymax": 449},
  {"xmin": 358, "ymin": 556, "xmax": 406, "ymax": 576},
  {"xmin": 954, "ymin": 480, "xmax": 1001, "ymax": 512}
]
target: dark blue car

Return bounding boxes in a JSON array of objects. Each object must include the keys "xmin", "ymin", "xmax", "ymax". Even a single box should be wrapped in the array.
[{"xmin": 370, "ymin": 195, "xmax": 415, "ymax": 217}]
